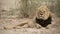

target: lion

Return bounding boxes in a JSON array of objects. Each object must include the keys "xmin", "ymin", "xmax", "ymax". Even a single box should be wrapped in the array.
[
  {"xmin": 4, "ymin": 5, "xmax": 59, "ymax": 30},
  {"xmin": 35, "ymin": 5, "xmax": 52, "ymax": 29}
]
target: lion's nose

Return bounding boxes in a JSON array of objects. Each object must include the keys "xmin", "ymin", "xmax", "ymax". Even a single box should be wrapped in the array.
[{"xmin": 40, "ymin": 14, "xmax": 43, "ymax": 15}]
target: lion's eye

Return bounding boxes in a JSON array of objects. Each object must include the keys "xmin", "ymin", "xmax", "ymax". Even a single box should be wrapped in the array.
[
  {"xmin": 43, "ymin": 11, "xmax": 45, "ymax": 12},
  {"xmin": 39, "ymin": 11, "xmax": 41, "ymax": 12}
]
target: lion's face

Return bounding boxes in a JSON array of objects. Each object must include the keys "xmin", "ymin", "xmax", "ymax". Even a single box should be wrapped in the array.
[{"xmin": 36, "ymin": 5, "xmax": 50, "ymax": 20}]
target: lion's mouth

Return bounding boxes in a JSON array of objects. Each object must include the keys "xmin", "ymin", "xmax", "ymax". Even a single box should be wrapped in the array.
[{"xmin": 39, "ymin": 16, "xmax": 44, "ymax": 19}]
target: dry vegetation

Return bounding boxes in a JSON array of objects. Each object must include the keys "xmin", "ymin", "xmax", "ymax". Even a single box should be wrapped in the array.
[{"xmin": 0, "ymin": 0, "xmax": 60, "ymax": 34}]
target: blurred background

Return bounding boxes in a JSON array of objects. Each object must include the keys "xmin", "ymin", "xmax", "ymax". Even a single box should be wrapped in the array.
[{"xmin": 0, "ymin": 0, "xmax": 60, "ymax": 19}]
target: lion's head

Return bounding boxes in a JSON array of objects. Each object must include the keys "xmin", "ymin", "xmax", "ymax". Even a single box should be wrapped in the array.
[{"xmin": 36, "ymin": 5, "xmax": 51, "ymax": 20}]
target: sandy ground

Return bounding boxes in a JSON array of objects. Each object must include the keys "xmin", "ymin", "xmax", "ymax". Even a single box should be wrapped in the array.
[
  {"xmin": 0, "ymin": 28, "xmax": 60, "ymax": 34},
  {"xmin": 0, "ymin": 13, "xmax": 60, "ymax": 34}
]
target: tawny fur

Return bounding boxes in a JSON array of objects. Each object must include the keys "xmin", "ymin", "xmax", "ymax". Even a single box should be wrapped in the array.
[{"xmin": 36, "ymin": 5, "xmax": 51, "ymax": 20}]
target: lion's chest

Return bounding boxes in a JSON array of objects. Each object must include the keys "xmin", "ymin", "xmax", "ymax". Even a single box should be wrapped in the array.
[{"xmin": 36, "ymin": 17, "xmax": 52, "ymax": 27}]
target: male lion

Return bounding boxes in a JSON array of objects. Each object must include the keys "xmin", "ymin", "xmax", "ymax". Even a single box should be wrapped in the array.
[{"xmin": 35, "ymin": 5, "xmax": 52, "ymax": 29}]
